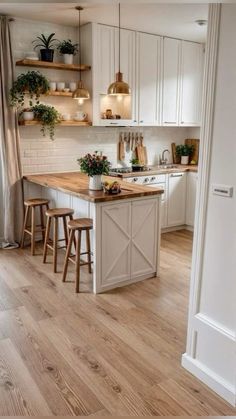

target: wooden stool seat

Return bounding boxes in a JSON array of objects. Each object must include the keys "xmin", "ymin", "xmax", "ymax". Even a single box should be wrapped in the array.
[
  {"xmin": 43, "ymin": 208, "xmax": 74, "ymax": 273},
  {"xmin": 68, "ymin": 218, "xmax": 93, "ymax": 231},
  {"xmin": 24, "ymin": 198, "xmax": 50, "ymax": 207},
  {"xmin": 62, "ymin": 218, "xmax": 93, "ymax": 293},
  {"xmin": 45, "ymin": 208, "xmax": 74, "ymax": 218},
  {"xmin": 21, "ymin": 198, "xmax": 50, "ymax": 255}
]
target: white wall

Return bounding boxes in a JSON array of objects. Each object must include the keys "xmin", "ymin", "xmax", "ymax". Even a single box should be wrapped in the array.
[{"xmin": 183, "ymin": 4, "xmax": 236, "ymax": 406}]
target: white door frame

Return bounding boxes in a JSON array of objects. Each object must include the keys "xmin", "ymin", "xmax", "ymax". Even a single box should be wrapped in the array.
[{"xmin": 182, "ymin": 4, "xmax": 236, "ymax": 406}]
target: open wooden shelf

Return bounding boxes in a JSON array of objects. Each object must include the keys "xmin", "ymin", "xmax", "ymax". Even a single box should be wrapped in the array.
[
  {"xmin": 19, "ymin": 120, "xmax": 91, "ymax": 127},
  {"xmin": 16, "ymin": 59, "xmax": 91, "ymax": 72},
  {"xmin": 47, "ymin": 91, "xmax": 73, "ymax": 97}
]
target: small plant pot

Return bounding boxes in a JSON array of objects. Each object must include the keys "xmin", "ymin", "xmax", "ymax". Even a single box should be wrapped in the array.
[
  {"xmin": 181, "ymin": 156, "xmax": 189, "ymax": 165},
  {"xmin": 23, "ymin": 111, "xmax": 34, "ymax": 121},
  {"xmin": 40, "ymin": 49, "xmax": 54, "ymax": 62},
  {"xmin": 63, "ymin": 54, "xmax": 73, "ymax": 65},
  {"xmin": 89, "ymin": 175, "xmax": 103, "ymax": 191}
]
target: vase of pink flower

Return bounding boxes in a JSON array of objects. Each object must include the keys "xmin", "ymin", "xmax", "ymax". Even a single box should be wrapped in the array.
[{"xmin": 78, "ymin": 151, "xmax": 111, "ymax": 191}]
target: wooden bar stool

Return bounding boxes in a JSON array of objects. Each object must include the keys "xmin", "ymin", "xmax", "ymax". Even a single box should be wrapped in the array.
[
  {"xmin": 62, "ymin": 218, "xmax": 93, "ymax": 293},
  {"xmin": 21, "ymin": 198, "xmax": 50, "ymax": 255},
  {"xmin": 43, "ymin": 208, "xmax": 74, "ymax": 273}
]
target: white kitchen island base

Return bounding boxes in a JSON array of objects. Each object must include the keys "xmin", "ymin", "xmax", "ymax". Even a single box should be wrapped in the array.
[{"xmin": 24, "ymin": 174, "xmax": 162, "ymax": 294}]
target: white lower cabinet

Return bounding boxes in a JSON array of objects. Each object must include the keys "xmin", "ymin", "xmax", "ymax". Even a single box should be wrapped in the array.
[
  {"xmin": 167, "ymin": 172, "xmax": 187, "ymax": 227},
  {"xmin": 186, "ymin": 172, "xmax": 198, "ymax": 227}
]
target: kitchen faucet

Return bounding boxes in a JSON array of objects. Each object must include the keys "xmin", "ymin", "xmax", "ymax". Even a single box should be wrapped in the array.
[{"xmin": 160, "ymin": 149, "xmax": 170, "ymax": 165}]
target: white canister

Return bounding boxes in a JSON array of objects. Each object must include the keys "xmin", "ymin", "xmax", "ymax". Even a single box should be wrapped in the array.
[
  {"xmin": 69, "ymin": 82, "xmax": 77, "ymax": 92},
  {"xmin": 89, "ymin": 175, "xmax": 103, "ymax": 191},
  {"xmin": 181, "ymin": 155, "xmax": 189, "ymax": 165},
  {"xmin": 49, "ymin": 81, "xmax": 56, "ymax": 91},
  {"xmin": 63, "ymin": 54, "xmax": 73, "ymax": 65},
  {"xmin": 23, "ymin": 111, "xmax": 34, "ymax": 121},
  {"xmin": 57, "ymin": 82, "xmax": 65, "ymax": 92}
]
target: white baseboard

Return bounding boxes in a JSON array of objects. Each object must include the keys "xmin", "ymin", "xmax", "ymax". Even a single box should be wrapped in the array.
[
  {"xmin": 161, "ymin": 224, "xmax": 194, "ymax": 233},
  {"xmin": 182, "ymin": 353, "xmax": 236, "ymax": 407}
]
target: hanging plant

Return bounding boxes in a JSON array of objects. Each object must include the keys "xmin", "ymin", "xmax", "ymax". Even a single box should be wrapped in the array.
[
  {"xmin": 32, "ymin": 104, "xmax": 61, "ymax": 141},
  {"xmin": 10, "ymin": 71, "xmax": 50, "ymax": 107}
]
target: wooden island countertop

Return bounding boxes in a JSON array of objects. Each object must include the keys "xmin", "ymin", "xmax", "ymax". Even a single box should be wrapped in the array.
[{"xmin": 24, "ymin": 171, "xmax": 164, "ymax": 203}]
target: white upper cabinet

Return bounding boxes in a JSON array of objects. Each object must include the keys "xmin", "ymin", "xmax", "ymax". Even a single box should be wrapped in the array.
[
  {"xmin": 136, "ymin": 32, "xmax": 161, "ymax": 126},
  {"xmin": 162, "ymin": 38, "xmax": 181, "ymax": 126},
  {"xmin": 179, "ymin": 41, "xmax": 204, "ymax": 126},
  {"xmin": 96, "ymin": 24, "xmax": 115, "ymax": 95}
]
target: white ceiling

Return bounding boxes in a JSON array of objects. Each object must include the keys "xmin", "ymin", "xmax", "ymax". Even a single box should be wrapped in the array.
[{"xmin": 0, "ymin": 3, "xmax": 208, "ymax": 42}]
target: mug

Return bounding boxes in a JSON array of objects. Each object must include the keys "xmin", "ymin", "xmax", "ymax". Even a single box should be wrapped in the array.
[
  {"xmin": 74, "ymin": 111, "xmax": 87, "ymax": 121},
  {"xmin": 49, "ymin": 81, "xmax": 56, "ymax": 91},
  {"xmin": 57, "ymin": 82, "xmax": 65, "ymax": 92},
  {"xmin": 69, "ymin": 82, "xmax": 77, "ymax": 92},
  {"xmin": 61, "ymin": 113, "xmax": 71, "ymax": 121}
]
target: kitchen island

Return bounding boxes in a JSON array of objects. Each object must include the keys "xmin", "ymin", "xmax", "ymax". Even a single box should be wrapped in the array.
[{"xmin": 23, "ymin": 172, "xmax": 164, "ymax": 293}]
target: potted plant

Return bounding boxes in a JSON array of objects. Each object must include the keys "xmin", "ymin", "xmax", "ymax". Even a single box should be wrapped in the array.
[
  {"xmin": 32, "ymin": 33, "xmax": 58, "ymax": 62},
  {"xmin": 130, "ymin": 158, "xmax": 144, "ymax": 172},
  {"xmin": 10, "ymin": 71, "xmax": 50, "ymax": 107},
  {"xmin": 32, "ymin": 104, "xmax": 60, "ymax": 141},
  {"xmin": 21, "ymin": 107, "xmax": 34, "ymax": 121},
  {"xmin": 78, "ymin": 151, "xmax": 111, "ymax": 191},
  {"xmin": 57, "ymin": 39, "xmax": 78, "ymax": 65},
  {"xmin": 176, "ymin": 144, "xmax": 194, "ymax": 165}
]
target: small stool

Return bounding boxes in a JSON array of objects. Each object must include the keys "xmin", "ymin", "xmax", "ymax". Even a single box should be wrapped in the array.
[
  {"xmin": 62, "ymin": 218, "xmax": 93, "ymax": 293},
  {"xmin": 43, "ymin": 208, "xmax": 74, "ymax": 273},
  {"xmin": 21, "ymin": 198, "xmax": 50, "ymax": 255}
]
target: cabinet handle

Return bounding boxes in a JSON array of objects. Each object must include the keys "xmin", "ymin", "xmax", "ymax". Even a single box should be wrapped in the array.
[
  {"xmin": 140, "ymin": 120, "xmax": 144, "ymax": 123},
  {"xmin": 133, "ymin": 120, "xmax": 137, "ymax": 122},
  {"xmin": 109, "ymin": 122, "xmax": 118, "ymax": 125},
  {"xmin": 170, "ymin": 173, "xmax": 183, "ymax": 177},
  {"xmin": 164, "ymin": 121, "xmax": 176, "ymax": 124}
]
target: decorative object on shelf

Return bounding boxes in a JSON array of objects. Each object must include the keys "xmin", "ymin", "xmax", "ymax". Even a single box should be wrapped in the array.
[
  {"xmin": 107, "ymin": 4, "xmax": 131, "ymax": 96},
  {"xmin": 61, "ymin": 113, "xmax": 71, "ymax": 121},
  {"xmin": 175, "ymin": 144, "xmax": 194, "ymax": 165},
  {"xmin": 21, "ymin": 108, "xmax": 34, "ymax": 121},
  {"xmin": 69, "ymin": 82, "xmax": 77, "ymax": 92},
  {"xmin": 57, "ymin": 39, "xmax": 78, "ymax": 65},
  {"xmin": 78, "ymin": 151, "xmax": 111, "ymax": 191},
  {"xmin": 73, "ymin": 111, "xmax": 87, "ymax": 122},
  {"xmin": 24, "ymin": 51, "xmax": 39, "ymax": 61},
  {"xmin": 10, "ymin": 70, "xmax": 50, "ymax": 107},
  {"xmin": 32, "ymin": 104, "xmax": 60, "ymax": 140},
  {"xmin": 63, "ymin": 87, "xmax": 70, "ymax": 93},
  {"xmin": 56, "ymin": 81, "xmax": 65, "ymax": 91},
  {"xmin": 32, "ymin": 33, "xmax": 59, "ymax": 62},
  {"xmin": 72, "ymin": 6, "xmax": 90, "ymax": 104},
  {"xmin": 49, "ymin": 81, "xmax": 56, "ymax": 91},
  {"xmin": 103, "ymin": 180, "xmax": 121, "ymax": 195}
]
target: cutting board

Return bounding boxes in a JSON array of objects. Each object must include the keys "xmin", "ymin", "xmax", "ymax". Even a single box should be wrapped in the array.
[
  {"xmin": 185, "ymin": 139, "xmax": 199, "ymax": 164},
  {"xmin": 171, "ymin": 142, "xmax": 180, "ymax": 164},
  {"xmin": 136, "ymin": 145, "xmax": 147, "ymax": 165}
]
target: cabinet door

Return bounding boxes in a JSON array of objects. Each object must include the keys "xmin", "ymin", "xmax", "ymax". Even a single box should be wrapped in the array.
[
  {"xmin": 115, "ymin": 28, "xmax": 136, "ymax": 124},
  {"xmin": 136, "ymin": 32, "xmax": 161, "ymax": 126},
  {"xmin": 186, "ymin": 172, "xmax": 198, "ymax": 227},
  {"xmin": 162, "ymin": 38, "xmax": 181, "ymax": 126},
  {"xmin": 180, "ymin": 41, "xmax": 204, "ymax": 126},
  {"xmin": 96, "ymin": 25, "xmax": 115, "ymax": 94},
  {"xmin": 131, "ymin": 199, "xmax": 158, "ymax": 278},
  {"xmin": 101, "ymin": 203, "xmax": 131, "ymax": 286},
  {"xmin": 167, "ymin": 172, "xmax": 187, "ymax": 226}
]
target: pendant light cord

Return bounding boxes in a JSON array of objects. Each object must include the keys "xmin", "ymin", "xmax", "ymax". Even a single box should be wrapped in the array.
[{"xmin": 118, "ymin": 3, "xmax": 121, "ymax": 74}]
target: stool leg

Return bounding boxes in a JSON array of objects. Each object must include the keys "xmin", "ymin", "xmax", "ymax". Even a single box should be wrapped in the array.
[
  {"xmin": 53, "ymin": 217, "xmax": 58, "ymax": 273},
  {"xmin": 86, "ymin": 229, "xmax": 92, "ymax": 274},
  {"xmin": 21, "ymin": 205, "xmax": 29, "ymax": 249},
  {"xmin": 75, "ymin": 230, "xmax": 81, "ymax": 293},
  {"xmin": 31, "ymin": 206, "xmax": 35, "ymax": 256},
  {"xmin": 62, "ymin": 229, "xmax": 75, "ymax": 283},
  {"xmin": 43, "ymin": 216, "xmax": 51, "ymax": 263},
  {"xmin": 69, "ymin": 214, "xmax": 77, "ymax": 250},
  {"xmin": 40, "ymin": 205, "xmax": 45, "ymax": 242},
  {"xmin": 63, "ymin": 216, "xmax": 69, "ymax": 246}
]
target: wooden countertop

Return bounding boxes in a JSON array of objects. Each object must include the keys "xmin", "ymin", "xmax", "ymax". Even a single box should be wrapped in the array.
[
  {"xmin": 110, "ymin": 164, "xmax": 198, "ymax": 178},
  {"xmin": 23, "ymin": 172, "xmax": 164, "ymax": 203}
]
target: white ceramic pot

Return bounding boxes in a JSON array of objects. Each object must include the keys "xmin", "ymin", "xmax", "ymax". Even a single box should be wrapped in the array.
[
  {"xmin": 89, "ymin": 175, "xmax": 103, "ymax": 191},
  {"xmin": 74, "ymin": 111, "xmax": 87, "ymax": 122},
  {"xmin": 63, "ymin": 54, "xmax": 73, "ymax": 65},
  {"xmin": 57, "ymin": 82, "xmax": 65, "ymax": 92},
  {"xmin": 69, "ymin": 82, "xmax": 77, "ymax": 92},
  {"xmin": 49, "ymin": 81, "xmax": 56, "ymax": 91},
  {"xmin": 23, "ymin": 111, "xmax": 34, "ymax": 121},
  {"xmin": 181, "ymin": 155, "xmax": 189, "ymax": 165}
]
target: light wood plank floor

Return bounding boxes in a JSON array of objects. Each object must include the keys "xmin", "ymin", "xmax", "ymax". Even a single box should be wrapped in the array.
[{"xmin": 0, "ymin": 229, "xmax": 235, "ymax": 416}]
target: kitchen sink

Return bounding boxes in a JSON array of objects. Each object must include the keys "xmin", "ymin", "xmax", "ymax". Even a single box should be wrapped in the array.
[{"xmin": 156, "ymin": 164, "xmax": 178, "ymax": 169}]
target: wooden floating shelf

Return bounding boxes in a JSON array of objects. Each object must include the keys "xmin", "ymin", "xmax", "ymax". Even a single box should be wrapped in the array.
[
  {"xmin": 47, "ymin": 91, "xmax": 73, "ymax": 97},
  {"xmin": 19, "ymin": 120, "xmax": 91, "ymax": 127},
  {"xmin": 16, "ymin": 59, "xmax": 91, "ymax": 72}
]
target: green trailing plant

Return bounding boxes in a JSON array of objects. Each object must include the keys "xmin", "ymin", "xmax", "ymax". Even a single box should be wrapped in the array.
[
  {"xmin": 130, "ymin": 158, "xmax": 140, "ymax": 165},
  {"xmin": 78, "ymin": 151, "xmax": 111, "ymax": 177},
  {"xmin": 57, "ymin": 39, "xmax": 78, "ymax": 55},
  {"xmin": 176, "ymin": 144, "xmax": 194, "ymax": 157},
  {"xmin": 32, "ymin": 33, "xmax": 59, "ymax": 50},
  {"xmin": 10, "ymin": 71, "xmax": 50, "ymax": 107},
  {"xmin": 32, "ymin": 104, "xmax": 60, "ymax": 141}
]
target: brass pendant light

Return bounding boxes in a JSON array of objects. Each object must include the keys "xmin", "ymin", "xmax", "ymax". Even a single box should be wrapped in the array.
[
  {"xmin": 107, "ymin": 4, "xmax": 131, "ymax": 96},
  {"xmin": 73, "ymin": 6, "xmax": 90, "ymax": 102}
]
